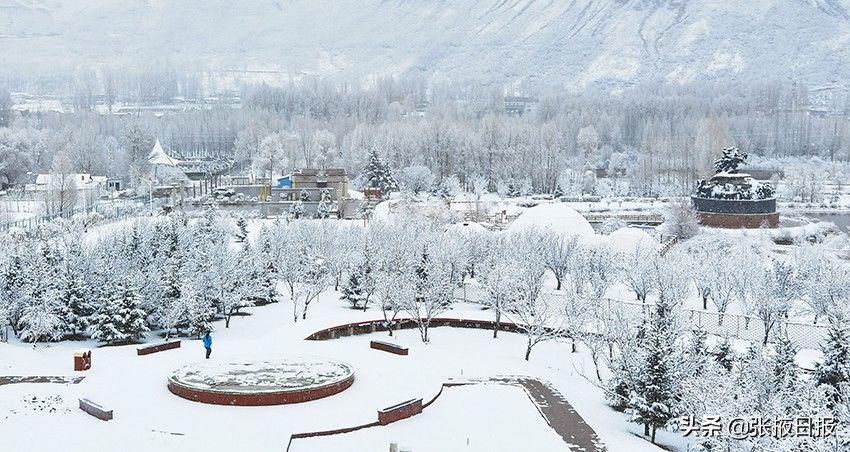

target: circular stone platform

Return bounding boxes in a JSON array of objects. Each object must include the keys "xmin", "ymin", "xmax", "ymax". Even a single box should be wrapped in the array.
[{"xmin": 167, "ymin": 356, "xmax": 355, "ymax": 406}]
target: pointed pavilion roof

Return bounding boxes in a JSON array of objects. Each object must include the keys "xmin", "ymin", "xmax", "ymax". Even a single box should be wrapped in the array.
[{"xmin": 148, "ymin": 139, "xmax": 181, "ymax": 166}]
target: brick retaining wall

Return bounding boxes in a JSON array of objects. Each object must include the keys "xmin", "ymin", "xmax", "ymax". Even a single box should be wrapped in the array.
[{"xmin": 167, "ymin": 373, "xmax": 354, "ymax": 406}]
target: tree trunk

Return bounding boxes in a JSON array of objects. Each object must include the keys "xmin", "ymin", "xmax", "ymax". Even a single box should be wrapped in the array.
[
  {"xmin": 555, "ymin": 277, "xmax": 562, "ymax": 291},
  {"xmin": 702, "ymin": 297, "xmax": 708, "ymax": 310},
  {"xmin": 651, "ymin": 426, "xmax": 656, "ymax": 444},
  {"xmin": 525, "ymin": 338, "xmax": 533, "ymax": 361},
  {"xmin": 493, "ymin": 311, "xmax": 500, "ymax": 339},
  {"xmin": 225, "ymin": 313, "xmax": 231, "ymax": 328}
]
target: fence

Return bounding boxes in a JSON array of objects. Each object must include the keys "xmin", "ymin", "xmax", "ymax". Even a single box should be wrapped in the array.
[
  {"xmin": 0, "ymin": 200, "xmax": 152, "ymax": 232},
  {"xmin": 452, "ymin": 283, "xmax": 831, "ymax": 351}
]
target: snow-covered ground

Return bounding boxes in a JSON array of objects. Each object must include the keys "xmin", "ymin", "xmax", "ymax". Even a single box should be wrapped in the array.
[
  {"xmin": 0, "ymin": 294, "xmax": 679, "ymax": 452},
  {"xmin": 290, "ymin": 384, "xmax": 566, "ymax": 452}
]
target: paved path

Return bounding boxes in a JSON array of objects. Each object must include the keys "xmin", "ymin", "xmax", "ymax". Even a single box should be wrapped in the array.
[
  {"xmin": 458, "ymin": 376, "xmax": 607, "ymax": 452},
  {"xmin": 0, "ymin": 376, "xmax": 85, "ymax": 386}
]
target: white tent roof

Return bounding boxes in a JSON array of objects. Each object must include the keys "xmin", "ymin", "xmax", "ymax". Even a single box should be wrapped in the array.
[{"xmin": 148, "ymin": 139, "xmax": 181, "ymax": 166}]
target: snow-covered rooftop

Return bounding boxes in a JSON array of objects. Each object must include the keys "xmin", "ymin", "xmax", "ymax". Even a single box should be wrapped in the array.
[{"xmin": 148, "ymin": 139, "xmax": 181, "ymax": 166}]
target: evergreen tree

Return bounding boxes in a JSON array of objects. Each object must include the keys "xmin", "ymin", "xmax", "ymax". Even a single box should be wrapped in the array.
[
  {"xmin": 815, "ymin": 321, "xmax": 850, "ymax": 399},
  {"xmin": 553, "ymin": 184, "xmax": 564, "ymax": 198},
  {"xmin": 714, "ymin": 337, "xmax": 735, "ymax": 371},
  {"xmin": 315, "ymin": 200, "xmax": 330, "ymax": 219},
  {"xmin": 92, "ymin": 280, "xmax": 149, "ymax": 345},
  {"xmin": 629, "ymin": 299, "xmax": 679, "ymax": 444},
  {"xmin": 362, "ymin": 149, "xmax": 398, "ymax": 194},
  {"xmin": 341, "ymin": 257, "xmax": 373, "ymax": 310},
  {"xmin": 772, "ymin": 336, "xmax": 799, "ymax": 393},
  {"xmin": 289, "ymin": 200, "xmax": 304, "ymax": 219},
  {"xmin": 341, "ymin": 268, "xmax": 366, "ymax": 309},
  {"xmin": 299, "ymin": 188, "xmax": 311, "ymax": 202},
  {"xmin": 58, "ymin": 275, "xmax": 94, "ymax": 338},
  {"xmin": 235, "ymin": 216, "xmax": 248, "ymax": 242}
]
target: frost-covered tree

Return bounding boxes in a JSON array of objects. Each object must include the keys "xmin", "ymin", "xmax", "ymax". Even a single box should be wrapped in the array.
[
  {"xmin": 18, "ymin": 294, "xmax": 63, "ymax": 343},
  {"xmin": 254, "ymin": 132, "xmax": 288, "ymax": 180},
  {"xmin": 289, "ymin": 200, "xmax": 304, "ymax": 219},
  {"xmin": 815, "ymin": 320, "xmax": 850, "ymax": 400},
  {"xmin": 399, "ymin": 165, "xmax": 435, "ymax": 194},
  {"xmin": 629, "ymin": 295, "xmax": 681, "ymax": 444},
  {"xmin": 504, "ymin": 248, "xmax": 562, "ymax": 360},
  {"xmin": 659, "ymin": 198, "xmax": 700, "ymax": 240},
  {"xmin": 540, "ymin": 230, "xmax": 579, "ymax": 291},
  {"xmin": 743, "ymin": 259, "xmax": 798, "ymax": 344},
  {"xmin": 479, "ymin": 257, "xmax": 521, "ymax": 338},
  {"xmin": 315, "ymin": 200, "xmax": 330, "ymax": 219},
  {"xmin": 363, "ymin": 149, "xmax": 398, "ymax": 194},
  {"xmin": 91, "ymin": 280, "xmax": 148, "ymax": 345},
  {"xmin": 311, "ymin": 129, "xmax": 338, "ymax": 168},
  {"xmin": 293, "ymin": 247, "xmax": 329, "ymax": 321},
  {"xmin": 234, "ymin": 215, "xmax": 248, "ymax": 243},
  {"xmin": 802, "ymin": 254, "xmax": 850, "ymax": 324},
  {"xmin": 404, "ymin": 245, "xmax": 453, "ymax": 343},
  {"xmin": 621, "ymin": 239, "xmax": 658, "ymax": 302},
  {"xmin": 374, "ymin": 268, "xmax": 414, "ymax": 337},
  {"xmin": 341, "ymin": 251, "xmax": 375, "ymax": 311}
]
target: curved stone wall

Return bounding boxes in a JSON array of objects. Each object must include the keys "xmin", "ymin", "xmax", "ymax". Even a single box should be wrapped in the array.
[
  {"xmin": 691, "ymin": 196, "xmax": 778, "ymax": 228},
  {"xmin": 691, "ymin": 196, "xmax": 776, "ymax": 214},
  {"xmin": 168, "ymin": 374, "xmax": 354, "ymax": 406}
]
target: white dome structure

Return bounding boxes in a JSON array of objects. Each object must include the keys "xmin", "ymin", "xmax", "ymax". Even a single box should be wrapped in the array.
[
  {"xmin": 506, "ymin": 204, "xmax": 594, "ymax": 238},
  {"xmin": 607, "ymin": 227, "xmax": 659, "ymax": 254}
]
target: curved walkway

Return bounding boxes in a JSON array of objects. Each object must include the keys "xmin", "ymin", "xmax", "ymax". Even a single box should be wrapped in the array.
[{"xmin": 479, "ymin": 377, "xmax": 606, "ymax": 452}]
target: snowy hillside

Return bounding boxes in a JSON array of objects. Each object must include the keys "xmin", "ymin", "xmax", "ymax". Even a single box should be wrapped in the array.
[{"xmin": 1, "ymin": 0, "xmax": 850, "ymax": 88}]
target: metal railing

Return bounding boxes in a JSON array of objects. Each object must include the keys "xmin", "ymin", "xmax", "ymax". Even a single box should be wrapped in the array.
[{"xmin": 453, "ymin": 282, "xmax": 831, "ymax": 351}]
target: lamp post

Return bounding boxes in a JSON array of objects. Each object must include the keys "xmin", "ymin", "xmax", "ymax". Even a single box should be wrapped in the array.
[{"xmin": 139, "ymin": 177, "xmax": 154, "ymax": 216}]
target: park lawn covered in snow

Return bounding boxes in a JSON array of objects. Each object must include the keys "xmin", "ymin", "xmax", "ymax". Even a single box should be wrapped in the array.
[
  {"xmin": 0, "ymin": 293, "xmax": 679, "ymax": 452},
  {"xmin": 290, "ymin": 384, "xmax": 567, "ymax": 452}
]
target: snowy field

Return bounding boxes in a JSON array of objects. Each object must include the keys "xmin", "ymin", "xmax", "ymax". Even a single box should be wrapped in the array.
[
  {"xmin": 0, "ymin": 295, "xmax": 679, "ymax": 452},
  {"xmin": 290, "ymin": 385, "xmax": 566, "ymax": 452}
]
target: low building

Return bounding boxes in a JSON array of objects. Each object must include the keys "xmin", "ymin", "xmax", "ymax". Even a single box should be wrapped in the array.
[
  {"xmin": 273, "ymin": 168, "xmax": 349, "ymax": 202},
  {"xmin": 504, "ymin": 96, "xmax": 537, "ymax": 115}
]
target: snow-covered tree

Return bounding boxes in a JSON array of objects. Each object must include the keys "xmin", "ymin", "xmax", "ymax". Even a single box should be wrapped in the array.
[
  {"xmin": 91, "ymin": 280, "xmax": 149, "ymax": 345},
  {"xmin": 659, "ymin": 198, "xmax": 700, "ymax": 239},
  {"xmin": 315, "ymin": 200, "xmax": 330, "ymax": 219},
  {"xmin": 743, "ymin": 259, "xmax": 798, "ymax": 344},
  {"xmin": 404, "ymin": 245, "xmax": 453, "ymax": 343},
  {"xmin": 288, "ymin": 199, "xmax": 304, "ymax": 219},
  {"xmin": 621, "ymin": 239, "xmax": 658, "ymax": 302},
  {"xmin": 341, "ymin": 248, "xmax": 376, "ymax": 311},
  {"xmin": 479, "ymin": 258, "xmax": 522, "ymax": 338},
  {"xmin": 234, "ymin": 215, "xmax": 248, "ymax": 243},
  {"xmin": 540, "ymin": 230, "xmax": 579, "ymax": 291},
  {"xmin": 363, "ymin": 149, "xmax": 398, "ymax": 194},
  {"xmin": 293, "ymin": 247, "xmax": 329, "ymax": 321},
  {"xmin": 399, "ymin": 165, "xmax": 435, "ymax": 194},
  {"xmin": 815, "ymin": 319, "xmax": 850, "ymax": 400},
  {"xmin": 628, "ymin": 295, "xmax": 681, "ymax": 444}
]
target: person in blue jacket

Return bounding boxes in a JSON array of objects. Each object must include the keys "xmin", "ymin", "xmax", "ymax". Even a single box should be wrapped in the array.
[{"xmin": 202, "ymin": 331, "xmax": 212, "ymax": 359}]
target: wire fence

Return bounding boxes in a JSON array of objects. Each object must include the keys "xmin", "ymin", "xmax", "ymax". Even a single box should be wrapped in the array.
[
  {"xmin": 0, "ymin": 200, "xmax": 152, "ymax": 232},
  {"xmin": 452, "ymin": 282, "xmax": 831, "ymax": 351}
]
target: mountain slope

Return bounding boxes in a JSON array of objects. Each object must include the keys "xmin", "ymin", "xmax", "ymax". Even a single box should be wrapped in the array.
[{"xmin": 1, "ymin": 0, "xmax": 849, "ymax": 88}]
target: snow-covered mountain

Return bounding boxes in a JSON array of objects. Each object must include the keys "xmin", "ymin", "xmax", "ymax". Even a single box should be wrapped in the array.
[{"xmin": 2, "ymin": 0, "xmax": 850, "ymax": 89}]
